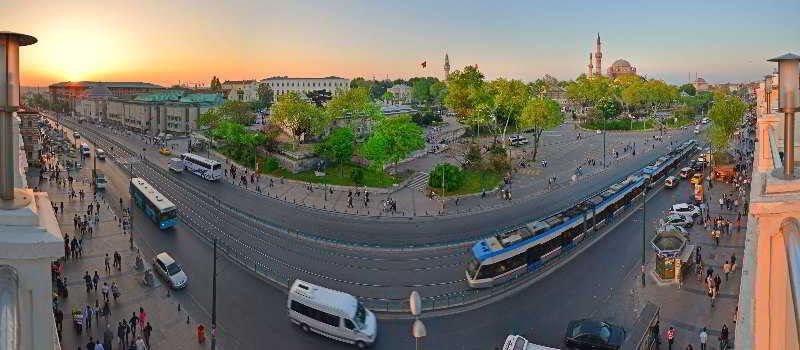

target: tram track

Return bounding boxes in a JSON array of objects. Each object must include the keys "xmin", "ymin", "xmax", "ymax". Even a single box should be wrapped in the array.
[{"xmin": 63, "ymin": 120, "xmax": 472, "ymax": 302}]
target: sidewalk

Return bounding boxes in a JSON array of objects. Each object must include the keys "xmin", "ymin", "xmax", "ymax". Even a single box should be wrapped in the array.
[
  {"xmin": 632, "ymin": 139, "xmax": 751, "ymax": 349},
  {"xmin": 34, "ymin": 156, "xmax": 210, "ymax": 349}
]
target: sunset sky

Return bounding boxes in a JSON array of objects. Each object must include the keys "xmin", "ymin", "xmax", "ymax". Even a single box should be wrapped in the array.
[{"xmin": 7, "ymin": 0, "xmax": 800, "ymax": 87}]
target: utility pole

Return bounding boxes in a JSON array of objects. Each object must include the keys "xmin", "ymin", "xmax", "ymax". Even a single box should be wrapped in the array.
[
  {"xmin": 212, "ymin": 236, "xmax": 218, "ymax": 349},
  {"xmin": 602, "ymin": 116, "xmax": 607, "ymax": 168}
]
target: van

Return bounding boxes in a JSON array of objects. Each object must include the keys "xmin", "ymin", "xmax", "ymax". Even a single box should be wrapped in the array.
[
  {"xmin": 94, "ymin": 171, "xmax": 107, "ymax": 190},
  {"xmin": 664, "ymin": 176, "xmax": 678, "ymax": 189},
  {"xmin": 96, "ymin": 148, "xmax": 106, "ymax": 160},
  {"xmin": 503, "ymin": 335, "xmax": 559, "ymax": 350},
  {"xmin": 168, "ymin": 158, "xmax": 184, "ymax": 173},
  {"xmin": 288, "ymin": 280, "xmax": 377, "ymax": 348}
]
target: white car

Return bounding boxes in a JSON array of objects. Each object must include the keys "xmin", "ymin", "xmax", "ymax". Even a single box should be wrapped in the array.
[
  {"xmin": 503, "ymin": 335, "xmax": 559, "ymax": 350},
  {"xmin": 660, "ymin": 213, "xmax": 694, "ymax": 228},
  {"xmin": 153, "ymin": 252, "xmax": 187, "ymax": 289},
  {"xmin": 669, "ymin": 203, "xmax": 701, "ymax": 218}
]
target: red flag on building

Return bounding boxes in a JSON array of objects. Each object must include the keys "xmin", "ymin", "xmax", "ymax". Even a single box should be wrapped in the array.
[{"xmin": 421, "ymin": 61, "xmax": 427, "ymax": 68}]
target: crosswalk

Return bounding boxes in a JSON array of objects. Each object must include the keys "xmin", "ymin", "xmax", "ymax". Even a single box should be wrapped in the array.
[
  {"xmin": 408, "ymin": 172, "xmax": 430, "ymax": 191},
  {"xmin": 517, "ymin": 168, "xmax": 542, "ymax": 176}
]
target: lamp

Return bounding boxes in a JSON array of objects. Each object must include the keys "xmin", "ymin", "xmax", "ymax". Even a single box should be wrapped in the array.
[
  {"xmin": 768, "ymin": 53, "xmax": 800, "ymax": 177},
  {"xmin": 764, "ymin": 75, "xmax": 773, "ymax": 115}
]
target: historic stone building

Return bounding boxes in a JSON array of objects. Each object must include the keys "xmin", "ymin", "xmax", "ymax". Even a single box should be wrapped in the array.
[
  {"xmin": 101, "ymin": 91, "xmax": 223, "ymax": 136},
  {"xmin": 262, "ymin": 76, "xmax": 350, "ymax": 102},
  {"xmin": 607, "ymin": 59, "xmax": 637, "ymax": 79}
]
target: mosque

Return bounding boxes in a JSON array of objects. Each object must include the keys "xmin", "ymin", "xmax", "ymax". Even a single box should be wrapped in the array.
[{"xmin": 587, "ymin": 34, "xmax": 638, "ymax": 79}]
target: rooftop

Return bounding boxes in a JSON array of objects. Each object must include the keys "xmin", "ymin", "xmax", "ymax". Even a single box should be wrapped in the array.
[
  {"xmin": 49, "ymin": 81, "xmax": 164, "ymax": 89},
  {"xmin": 262, "ymin": 76, "xmax": 347, "ymax": 81},
  {"xmin": 132, "ymin": 90, "xmax": 224, "ymax": 105}
]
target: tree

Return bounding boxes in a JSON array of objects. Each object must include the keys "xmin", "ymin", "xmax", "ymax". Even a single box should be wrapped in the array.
[
  {"xmin": 325, "ymin": 87, "xmax": 383, "ymax": 134},
  {"xmin": 489, "ymin": 78, "xmax": 531, "ymax": 130},
  {"xmin": 362, "ymin": 115, "xmax": 424, "ymax": 171},
  {"xmin": 707, "ymin": 94, "xmax": 747, "ymax": 149},
  {"xmin": 270, "ymin": 92, "xmax": 327, "ymax": 144},
  {"xmin": 253, "ymin": 83, "xmax": 274, "ymax": 111},
  {"xmin": 566, "ymin": 74, "xmax": 619, "ymax": 106},
  {"xmin": 429, "ymin": 81, "xmax": 447, "ymax": 105},
  {"xmin": 679, "ymin": 84, "xmax": 696, "ymax": 96},
  {"xmin": 210, "ymin": 76, "xmax": 222, "ymax": 91},
  {"xmin": 306, "ymin": 90, "xmax": 333, "ymax": 107},
  {"xmin": 411, "ymin": 77, "xmax": 440, "ymax": 104},
  {"xmin": 428, "ymin": 163, "xmax": 465, "ymax": 192},
  {"xmin": 595, "ymin": 96, "xmax": 622, "ymax": 121},
  {"xmin": 201, "ymin": 100, "xmax": 255, "ymax": 126},
  {"xmin": 518, "ymin": 97, "xmax": 564, "ymax": 161},
  {"xmin": 381, "ymin": 90, "xmax": 395, "ymax": 103},
  {"xmin": 315, "ymin": 127, "xmax": 354, "ymax": 175},
  {"xmin": 445, "ymin": 65, "xmax": 494, "ymax": 137}
]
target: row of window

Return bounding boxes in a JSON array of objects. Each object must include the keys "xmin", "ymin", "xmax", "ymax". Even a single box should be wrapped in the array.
[
  {"xmin": 290, "ymin": 301, "xmax": 340, "ymax": 327},
  {"xmin": 269, "ymin": 81, "xmax": 345, "ymax": 88}
]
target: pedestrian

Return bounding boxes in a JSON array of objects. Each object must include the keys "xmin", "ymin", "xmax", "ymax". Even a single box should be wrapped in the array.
[
  {"xmin": 666, "ymin": 326, "xmax": 675, "ymax": 350},
  {"xmin": 85, "ymin": 304, "xmax": 93, "ymax": 330},
  {"xmin": 138, "ymin": 307, "xmax": 147, "ymax": 330},
  {"xmin": 93, "ymin": 271, "xmax": 100, "ymax": 291},
  {"xmin": 699, "ymin": 327, "xmax": 708, "ymax": 350},
  {"xmin": 103, "ymin": 324, "xmax": 114, "ymax": 350},
  {"xmin": 129, "ymin": 312, "xmax": 138, "ymax": 338},
  {"xmin": 54, "ymin": 307, "xmax": 64, "ymax": 337},
  {"xmin": 719, "ymin": 197, "xmax": 724, "ymax": 210},
  {"xmin": 134, "ymin": 336, "xmax": 145, "ymax": 350},
  {"xmin": 197, "ymin": 324, "xmax": 206, "ymax": 343},
  {"xmin": 111, "ymin": 282, "xmax": 120, "ymax": 302},
  {"xmin": 730, "ymin": 253, "xmax": 737, "ymax": 272},
  {"xmin": 118, "ymin": 321, "xmax": 126, "ymax": 348},
  {"xmin": 105, "ymin": 253, "xmax": 111, "ymax": 273},
  {"xmin": 143, "ymin": 322, "xmax": 152, "ymax": 349},
  {"xmin": 719, "ymin": 324, "xmax": 730, "ymax": 349},
  {"xmin": 86, "ymin": 337, "xmax": 96, "ymax": 350},
  {"xmin": 102, "ymin": 282, "xmax": 110, "ymax": 302},
  {"xmin": 723, "ymin": 261, "xmax": 731, "ymax": 281}
]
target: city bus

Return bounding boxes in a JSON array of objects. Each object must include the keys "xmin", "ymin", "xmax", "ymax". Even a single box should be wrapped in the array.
[
  {"xmin": 180, "ymin": 153, "xmax": 223, "ymax": 181},
  {"xmin": 129, "ymin": 178, "xmax": 178, "ymax": 230}
]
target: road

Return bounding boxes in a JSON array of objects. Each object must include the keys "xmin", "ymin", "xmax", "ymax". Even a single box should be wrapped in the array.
[{"xmin": 53, "ymin": 116, "xmax": 702, "ymax": 349}]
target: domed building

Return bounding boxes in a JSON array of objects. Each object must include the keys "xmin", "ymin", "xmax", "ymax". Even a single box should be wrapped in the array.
[
  {"xmin": 607, "ymin": 59, "xmax": 637, "ymax": 79},
  {"xmin": 691, "ymin": 77, "xmax": 710, "ymax": 92}
]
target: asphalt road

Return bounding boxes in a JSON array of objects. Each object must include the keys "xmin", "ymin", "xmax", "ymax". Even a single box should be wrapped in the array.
[{"xmin": 52, "ymin": 116, "xmax": 701, "ymax": 349}]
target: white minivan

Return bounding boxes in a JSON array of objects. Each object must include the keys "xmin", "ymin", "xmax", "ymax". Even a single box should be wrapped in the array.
[{"xmin": 288, "ymin": 280, "xmax": 377, "ymax": 348}]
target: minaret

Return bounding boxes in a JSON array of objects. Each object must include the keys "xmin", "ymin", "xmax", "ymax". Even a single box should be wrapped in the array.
[
  {"xmin": 588, "ymin": 53, "xmax": 594, "ymax": 76},
  {"xmin": 594, "ymin": 33, "xmax": 603, "ymax": 76},
  {"xmin": 444, "ymin": 53, "xmax": 451, "ymax": 81}
]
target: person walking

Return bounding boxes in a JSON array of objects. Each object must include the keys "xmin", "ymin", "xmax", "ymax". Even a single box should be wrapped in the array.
[
  {"xmin": 117, "ymin": 321, "xmax": 126, "ymax": 348},
  {"xmin": 93, "ymin": 271, "xmax": 100, "ymax": 291},
  {"xmin": 666, "ymin": 326, "xmax": 676, "ymax": 350},
  {"xmin": 719, "ymin": 324, "xmax": 730, "ymax": 349},
  {"xmin": 723, "ymin": 261, "xmax": 731, "ymax": 281},
  {"xmin": 730, "ymin": 253, "xmax": 737, "ymax": 273},
  {"xmin": 129, "ymin": 312, "xmax": 138, "ymax": 339},
  {"xmin": 111, "ymin": 282, "xmax": 120, "ymax": 302},
  {"xmin": 197, "ymin": 324, "xmax": 206, "ymax": 344},
  {"xmin": 103, "ymin": 324, "xmax": 114, "ymax": 350},
  {"xmin": 699, "ymin": 327, "xmax": 708, "ymax": 350},
  {"xmin": 105, "ymin": 253, "xmax": 111, "ymax": 273},
  {"xmin": 143, "ymin": 322, "xmax": 152, "ymax": 349},
  {"xmin": 101, "ymin": 282, "xmax": 110, "ymax": 302}
]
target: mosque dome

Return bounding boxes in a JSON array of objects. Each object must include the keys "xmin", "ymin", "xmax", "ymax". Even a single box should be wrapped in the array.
[{"xmin": 611, "ymin": 59, "xmax": 631, "ymax": 67}]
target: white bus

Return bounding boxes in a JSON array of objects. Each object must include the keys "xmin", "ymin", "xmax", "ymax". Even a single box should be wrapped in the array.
[
  {"xmin": 96, "ymin": 148, "xmax": 106, "ymax": 160},
  {"xmin": 288, "ymin": 280, "xmax": 377, "ymax": 349},
  {"xmin": 180, "ymin": 153, "xmax": 223, "ymax": 181},
  {"xmin": 80, "ymin": 143, "xmax": 91, "ymax": 156}
]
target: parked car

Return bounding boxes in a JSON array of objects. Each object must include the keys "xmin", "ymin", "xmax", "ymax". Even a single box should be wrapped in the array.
[
  {"xmin": 664, "ymin": 176, "xmax": 678, "ymax": 189},
  {"xmin": 153, "ymin": 252, "xmax": 187, "ymax": 289},
  {"xmin": 679, "ymin": 167, "xmax": 693, "ymax": 179},
  {"xmin": 564, "ymin": 319, "xmax": 625, "ymax": 350},
  {"xmin": 660, "ymin": 213, "xmax": 694, "ymax": 228},
  {"xmin": 507, "ymin": 135, "xmax": 529, "ymax": 146},
  {"xmin": 670, "ymin": 203, "xmax": 701, "ymax": 218},
  {"xmin": 687, "ymin": 160, "xmax": 704, "ymax": 172}
]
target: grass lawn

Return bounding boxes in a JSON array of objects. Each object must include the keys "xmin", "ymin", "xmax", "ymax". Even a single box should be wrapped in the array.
[
  {"xmin": 429, "ymin": 169, "xmax": 504, "ymax": 197},
  {"xmin": 582, "ymin": 119, "xmax": 657, "ymax": 130},
  {"xmin": 268, "ymin": 163, "xmax": 408, "ymax": 188}
]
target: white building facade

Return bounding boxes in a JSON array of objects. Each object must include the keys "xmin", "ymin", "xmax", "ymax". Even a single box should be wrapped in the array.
[{"xmin": 262, "ymin": 76, "xmax": 350, "ymax": 102}]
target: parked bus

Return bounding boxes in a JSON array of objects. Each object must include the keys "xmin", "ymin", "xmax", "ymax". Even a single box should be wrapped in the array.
[
  {"xmin": 80, "ymin": 143, "xmax": 91, "ymax": 157},
  {"xmin": 288, "ymin": 280, "xmax": 377, "ymax": 348},
  {"xmin": 180, "ymin": 153, "xmax": 223, "ymax": 181},
  {"xmin": 129, "ymin": 178, "xmax": 177, "ymax": 230}
]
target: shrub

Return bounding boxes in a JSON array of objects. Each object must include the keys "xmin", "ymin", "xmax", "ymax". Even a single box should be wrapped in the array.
[
  {"xmin": 428, "ymin": 163, "xmax": 465, "ymax": 192},
  {"xmin": 263, "ymin": 157, "xmax": 280, "ymax": 172},
  {"xmin": 350, "ymin": 168, "xmax": 364, "ymax": 185}
]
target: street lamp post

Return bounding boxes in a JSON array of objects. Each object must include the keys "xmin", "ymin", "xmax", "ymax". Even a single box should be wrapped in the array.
[
  {"xmin": 764, "ymin": 75, "xmax": 773, "ymax": 116},
  {"xmin": 641, "ymin": 187, "xmax": 647, "ymax": 287},
  {"xmin": 211, "ymin": 236, "xmax": 218, "ymax": 349},
  {"xmin": 768, "ymin": 53, "xmax": 800, "ymax": 177},
  {"xmin": 409, "ymin": 291, "xmax": 426, "ymax": 350},
  {"xmin": 602, "ymin": 116, "xmax": 607, "ymax": 168}
]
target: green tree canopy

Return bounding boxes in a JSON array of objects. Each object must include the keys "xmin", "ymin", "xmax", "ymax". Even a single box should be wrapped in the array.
[
  {"xmin": 445, "ymin": 66, "xmax": 494, "ymax": 136},
  {"xmin": 489, "ymin": 78, "xmax": 532, "ymax": 129},
  {"xmin": 270, "ymin": 92, "xmax": 327, "ymax": 144},
  {"xmin": 315, "ymin": 127, "xmax": 354, "ymax": 174},
  {"xmin": 566, "ymin": 74, "xmax": 619, "ymax": 106},
  {"xmin": 518, "ymin": 97, "xmax": 564, "ymax": 161},
  {"xmin": 210, "ymin": 76, "xmax": 222, "ymax": 91},
  {"xmin": 325, "ymin": 87, "xmax": 383, "ymax": 122},
  {"xmin": 198, "ymin": 100, "xmax": 255, "ymax": 128},
  {"xmin": 428, "ymin": 163, "xmax": 465, "ymax": 192},
  {"xmin": 429, "ymin": 81, "xmax": 448, "ymax": 105},
  {"xmin": 707, "ymin": 94, "xmax": 747, "ymax": 149},
  {"xmin": 595, "ymin": 96, "xmax": 623, "ymax": 120},
  {"xmin": 679, "ymin": 84, "xmax": 697, "ymax": 96},
  {"xmin": 411, "ymin": 78, "xmax": 435, "ymax": 103},
  {"xmin": 252, "ymin": 82, "xmax": 274, "ymax": 111},
  {"xmin": 306, "ymin": 89, "xmax": 333, "ymax": 107},
  {"xmin": 362, "ymin": 115, "xmax": 425, "ymax": 171},
  {"xmin": 381, "ymin": 90, "xmax": 395, "ymax": 102}
]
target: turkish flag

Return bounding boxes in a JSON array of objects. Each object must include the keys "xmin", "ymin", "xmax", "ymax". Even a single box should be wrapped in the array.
[{"xmin": 421, "ymin": 61, "xmax": 427, "ymax": 68}]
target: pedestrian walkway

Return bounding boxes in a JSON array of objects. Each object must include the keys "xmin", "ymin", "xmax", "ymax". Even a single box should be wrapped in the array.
[
  {"xmin": 34, "ymin": 155, "xmax": 211, "ymax": 350},
  {"xmin": 631, "ymin": 127, "xmax": 752, "ymax": 350}
]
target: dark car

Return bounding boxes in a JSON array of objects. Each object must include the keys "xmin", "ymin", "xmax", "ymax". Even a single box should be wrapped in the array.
[
  {"xmin": 688, "ymin": 160, "xmax": 704, "ymax": 172},
  {"xmin": 564, "ymin": 319, "xmax": 625, "ymax": 350}
]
